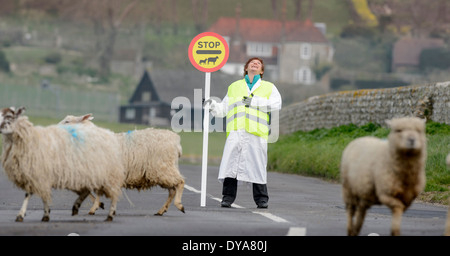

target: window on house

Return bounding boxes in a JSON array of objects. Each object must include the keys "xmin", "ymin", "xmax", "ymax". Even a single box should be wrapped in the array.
[
  {"xmin": 247, "ymin": 43, "xmax": 272, "ymax": 57},
  {"xmin": 150, "ymin": 107, "xmax": 156, "ymax": 117},
  {"xmin": 294, "ymin": 67, "xmax": 313, "ymax": 85},
  {"xmin": 125, "ymin": 108, "xmax": 136, "ymax": 120},
  {"xmin": 300, "ymin": 43, "xmax": 312, "ymax": 60},
  {"xmin": 142, "ymin": 91, "xmax": 151, "ymax": 102}
]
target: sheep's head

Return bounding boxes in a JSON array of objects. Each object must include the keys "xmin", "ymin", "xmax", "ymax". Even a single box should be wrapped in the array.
[
  {"xmin": 0, "ymin": 106, "xmax": 25, "ymax": 134},
  {"xmin": 59, "ymin": 113, "xmax": 94, "ymax": 125},
  {"xmin": 386, "ymin": 117, "xmax": 426, "ymax": 155}
]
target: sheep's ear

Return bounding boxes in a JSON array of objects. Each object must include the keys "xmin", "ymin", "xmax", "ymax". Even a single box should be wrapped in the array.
[
  {"xmin": 81, "ymin": 113, "xmax": 94, "ymax": 122},
  {"xmin": 15, "ymin": 106, "xmax": 26, "ymax": 117}
]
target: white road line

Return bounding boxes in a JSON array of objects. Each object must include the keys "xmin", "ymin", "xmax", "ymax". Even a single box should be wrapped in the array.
[
  {"xmin": 185, "ymin": 184, "xmax": 244, "ymax": 208},
  {"xmin": 184, "ymin": 183, "xmax": 306, "ymax": 236},
  {"xmin": 286, "ymin": 227, "xmax": 307, "ymax": 236},
  {"xmin": 184, "ymin": 184, "xmax": 201, "ymax": 194},
  {"xmin": 252, "ymin": 211, "xmax": 289, "ymax": 223}
]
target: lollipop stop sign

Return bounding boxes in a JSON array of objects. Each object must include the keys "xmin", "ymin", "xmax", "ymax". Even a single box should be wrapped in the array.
[{"xmin": 188, "ymin": 32, "xmax": 229, "ymax": 207}]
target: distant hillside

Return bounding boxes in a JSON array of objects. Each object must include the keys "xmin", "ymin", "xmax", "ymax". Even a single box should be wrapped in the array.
[
  {"xmin": 168, "ymin": 0, "xmax": 351, "ymax": 35},
  {"xmin": 200, "ymin": 0, "xmax": 352, "ymax": 36}
]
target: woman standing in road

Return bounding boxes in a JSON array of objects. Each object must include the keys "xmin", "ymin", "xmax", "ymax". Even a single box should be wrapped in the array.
[{"xmin": 205, "ymin": 57, "xmax": 282, "ymax": 208}]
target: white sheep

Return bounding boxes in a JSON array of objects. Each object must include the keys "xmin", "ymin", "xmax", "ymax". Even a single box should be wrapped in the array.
[
  {"xmin": 0, "ymin": 107, "xmax": 126, "ymax": 222},
  {"xmin": 445, "ymin": 153, "xmax": 450, "ymax": 236},
  {"xmin": 59, "ymin": 113, "xmax": 185, "ymax": 216},
  {"xmin": 340, "ymin": 117, "xmax": 427, "ymax": 236}
]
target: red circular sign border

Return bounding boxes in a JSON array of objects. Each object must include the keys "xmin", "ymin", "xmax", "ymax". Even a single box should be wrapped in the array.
[{"xmin": 188, "ymin": 32, "xmax": 229, "ymax": 73}]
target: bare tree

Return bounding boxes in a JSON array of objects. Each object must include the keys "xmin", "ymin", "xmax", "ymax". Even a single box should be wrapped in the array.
[
  {"xmin": 293, "ymin": 0, "xmax": 314, "ymax": 21},
  {"xmin": 293, "ymin": 0, "xmax": 302, "ymax": 20},
  {"xmin": 192, "ymin": 0, "xmax": 209, "ymax": 33},
  {"xmin": 154, "ymin": 0, "xmax": 164, "ymax": 34},
  {"xmin": 52, "ymin": 0, "xmax": 141, "ymax": 78},
  {"xmin": 272, "ymin": 0, "xmax": 280, "ymax": 19},
  {"xmin": 380, "ymin": 0, "xmax": 450, "ymax": 37},
  {"xmin": 0, "ymin": 0, "xmax": 21, "ymax": 15},
  {"xmin": 307, "ymin": 0, "xmax": 314, "ymax": 20},
  {"xmin": 171, "ymin": 0, "xmax": 178, "ymax": 35}
]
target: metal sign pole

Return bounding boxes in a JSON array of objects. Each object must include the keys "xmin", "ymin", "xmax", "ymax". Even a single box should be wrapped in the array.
[
  {"xmin": 188, "ymin": 32, "xmax": 228, "ymax": 207},
  {"xmin": 200, "ymin": 72, "xmax": 211, "ymax": 207}
]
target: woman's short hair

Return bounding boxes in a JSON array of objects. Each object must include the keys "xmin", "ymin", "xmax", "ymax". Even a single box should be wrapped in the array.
[{"xmin": 243, "ymin": 57, "xmax": 264, "ymax": 79}]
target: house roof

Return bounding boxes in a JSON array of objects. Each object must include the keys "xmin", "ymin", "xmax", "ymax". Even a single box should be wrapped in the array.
[
  {"xmin": 129, "ymin": 70, "xmax": 160, "ymax": 103},
  {"xmin": 208, "ymin": 17, "xmax": 329, "ymax": 44},
  {"xmin": 392, "ymin": 37, "xmax": 445, "ymax": 67}
]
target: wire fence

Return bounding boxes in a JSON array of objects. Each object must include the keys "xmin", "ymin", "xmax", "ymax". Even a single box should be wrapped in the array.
[{"xmin": 0, "ymin": 83, "xmax": 120, "ymax": 122}]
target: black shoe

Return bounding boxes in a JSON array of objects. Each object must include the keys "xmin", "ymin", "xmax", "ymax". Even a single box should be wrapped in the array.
[
  {"xmin": 257, "ymin": 202, "xmax": 268, "ymax": 209},
  {"xmin": 221, "ymin": 201, "xmax": 232, "ymax": 208}
]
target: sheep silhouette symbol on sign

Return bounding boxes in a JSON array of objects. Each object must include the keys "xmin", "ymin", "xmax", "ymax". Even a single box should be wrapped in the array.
[{"xmin": 188, "ymin": 32, "xmax": 229, "ymax": 73}]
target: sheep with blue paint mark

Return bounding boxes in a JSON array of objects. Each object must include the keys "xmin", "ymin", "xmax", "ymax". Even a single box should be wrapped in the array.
[
  {"xmin": 59, "ymin": 113, "xmax": 185, "ymax": 216},
  {"xmin": 0, "ymin": 107, "xmax": 125, "ymax": 222}
]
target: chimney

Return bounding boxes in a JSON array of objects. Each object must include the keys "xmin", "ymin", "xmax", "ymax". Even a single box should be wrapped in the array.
[
  {"xmin": 233, "ymin": 3, "xmax": 242, "ymax": 46},
  {"xmin": 281, "ymin": 0, "xmax": 286, "ymax": 43}
]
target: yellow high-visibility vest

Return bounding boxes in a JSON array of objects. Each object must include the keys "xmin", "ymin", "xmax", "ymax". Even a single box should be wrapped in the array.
[{"xmin": 226, "ymin": 79, "xmax": 273, "ymax": 140}]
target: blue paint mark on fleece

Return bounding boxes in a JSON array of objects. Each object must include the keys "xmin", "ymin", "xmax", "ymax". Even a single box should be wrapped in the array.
[
  {"xmin": 59, "ymin": 124, "xmax": 85, "ymax": 143},
  {"xmin": 125, "ymin": 130, "xmax": 134, "ymax": 140}
]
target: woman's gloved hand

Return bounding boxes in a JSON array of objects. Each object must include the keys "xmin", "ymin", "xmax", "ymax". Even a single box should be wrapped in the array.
[{"xmin": 242, "ymin": 93, "xmax": 254, "ymax": 107}]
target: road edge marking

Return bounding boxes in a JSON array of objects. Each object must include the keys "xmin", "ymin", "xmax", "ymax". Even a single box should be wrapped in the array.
[
  {"xmin": 185, "ymin": 183, "xmax": 307, "ymax": 236},
  {"xmin": 286, "ymin": 227, "xmax": 307, "ymax": 236},
  {"xmin": 252, "ymin": 211, "xmax": 289, "ymax": 223}
]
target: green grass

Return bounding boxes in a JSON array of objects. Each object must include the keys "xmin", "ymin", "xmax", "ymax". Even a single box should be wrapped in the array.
[{"xmin": 268, "ymin": 122, "xmax": 450, "ymax": 204}]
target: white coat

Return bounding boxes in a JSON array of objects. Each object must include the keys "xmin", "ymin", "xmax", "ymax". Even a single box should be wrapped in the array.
[{"xmin": 209, "ymin": 78, "xmax": 282, "ymax": 185}]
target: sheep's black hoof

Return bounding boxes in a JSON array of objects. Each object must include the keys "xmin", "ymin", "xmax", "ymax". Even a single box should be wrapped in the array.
[
  {"xmin": 88, "ymin": 212, "xmax": 95, "ymax": 215},
  {"xmin": 180, "ymin": 206, "xmax": 185, "ymax": 214},
  {"xmin": 105, "ymin": 216, "xmax": 113, "ymax": 222},
  {"xmin": 154, "ymin": 212, "xmax": 163, "ymax": 216},
  {"xmin": 99, "ymin": 202, "xmax": 105, "ymax": 210},
  {"xmin": 15, "ymin": 216, "xmax": 24, "ymax": 222},
  {"xmin": 72, "ymin": 206, "xmax": 79, "ymax": 216},
  {"xmin": 41, "ymin": 216, "xmax": 50, "ymax": 222}
]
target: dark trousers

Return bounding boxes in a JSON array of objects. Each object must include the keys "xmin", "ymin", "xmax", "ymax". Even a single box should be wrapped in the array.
[{"xmin": 222, "ymin": 177, "xmax": 269, "ymax": 205}]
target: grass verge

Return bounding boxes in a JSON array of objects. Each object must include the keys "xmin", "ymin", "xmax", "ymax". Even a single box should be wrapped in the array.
[{"xmin": 268, "ymin": 122, "xmax": 450, "ymax": 205}]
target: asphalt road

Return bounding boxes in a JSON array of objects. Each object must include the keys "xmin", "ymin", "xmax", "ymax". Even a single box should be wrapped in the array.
[{"xmin": 0, "ymin": 164, "xmax": 448, "ymax": 237}]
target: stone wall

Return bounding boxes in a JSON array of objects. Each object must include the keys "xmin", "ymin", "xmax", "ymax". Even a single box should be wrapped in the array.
[{"xmin": 279, "ymin": 81, "xmax": 450, "ymax": 134}]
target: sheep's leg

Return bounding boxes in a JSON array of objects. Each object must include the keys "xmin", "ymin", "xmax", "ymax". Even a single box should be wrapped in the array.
[
  {"xmin": 89, "ymin": 193, "xmax": 96, "ymax": 202},
  {"xmin": 345, "ymin": 204, "xmax": 356, "ymax": 236},
  {"xmin": 379, "ymin": 195, "xmax": 405, "ymax": 236},
  {"xmin": 174, "ymin": 181, "xmax": 185, "ymax": 213},
  {"xmin": 155, "ymin": 187, "xmax": 176, "ymax": 216},
  {"xmin": 353, "ymin": 206, "xmax": 367, "ymax": 236},
  {"xmin": 16, "ymin": 193, "xmax": 32, "ymax": 222},
  {"xmin": 89, "ymin": 192, "xmax": 104, "ymax": 209},
  {"xmin": 41, "ymin": 200, "xmax": 50, "ymax": 222},
  {"xmin": 390, "ymin": 206, "xmax": 404, "ymax": 236},
  {"xmin": 445, "ymin": 206, "xmax": 450, "ymax": 236},
  {"xmin": 105, "ymin": 197, "xmax": 117, "ymax": 222},
  {"xmin": 88, "ymin": 193, "xmax": 101, "ymax": 215},
  {"xmin": 72, "ymin": 190, "xmax": 90, "ymax": 216}
]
